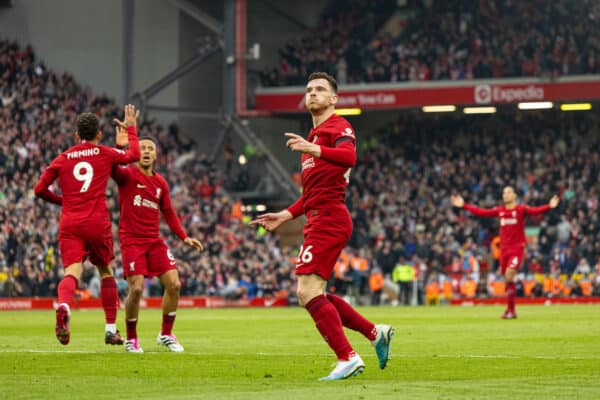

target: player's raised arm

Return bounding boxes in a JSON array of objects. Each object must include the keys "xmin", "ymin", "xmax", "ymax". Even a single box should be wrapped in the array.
[
  {"xmin": 526, "ymin": 195, "xmax": 560, "ymax": 215},
  {"xmin": 112, "ymin": 104, "xmax": 141, "ymax": 164},
  {"xmin": 34, "ymin": 157, "xmax": 63, "ymax": 205},
  {"xmin": 451, "ymin": 194, "xmax": 499, "ymax": 217}
]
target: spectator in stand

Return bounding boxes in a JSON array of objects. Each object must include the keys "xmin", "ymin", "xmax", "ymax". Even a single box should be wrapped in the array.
[{"xmin": 262, "ymin": 0, "xmax": 599, "ymax": 87}]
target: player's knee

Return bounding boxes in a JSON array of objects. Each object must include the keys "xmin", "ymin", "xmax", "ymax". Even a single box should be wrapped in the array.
[
  {"xmin": 128, "ymin": 284, "xmax": 143, "ymax": 300},
  {"xmin": 165, "ymin": 279, "xmax": 181, "ymax": 295}
]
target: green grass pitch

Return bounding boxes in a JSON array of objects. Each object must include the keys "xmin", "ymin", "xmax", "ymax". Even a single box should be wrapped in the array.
[{"xmin": 1, "ymin": 305, "xmax": 599, "ymax": 399}]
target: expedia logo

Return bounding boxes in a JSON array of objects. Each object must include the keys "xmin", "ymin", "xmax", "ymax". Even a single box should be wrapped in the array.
[{"xmin": 475, "ymin": 84, "xmax": 545, "ymax": 104}]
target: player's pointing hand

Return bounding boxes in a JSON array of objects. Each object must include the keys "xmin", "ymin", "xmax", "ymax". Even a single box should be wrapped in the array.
[
  {"xmin": 549, "ymin": 195, "xmax": 560, "ymax": 208},
  {"xmin": 250, "ymin": 210, "xmax": 293, "ymax": 232},
  {"xmin": 285, "ymin": 132, "xmax": 321, "ymax": 157}
]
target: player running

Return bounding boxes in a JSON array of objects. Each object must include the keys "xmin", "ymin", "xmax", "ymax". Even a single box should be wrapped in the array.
[
  {"xmin": 251, "ymin": 72, "xmax": 394, "ymax": 381},
  {"xmin": 451, "ymin": 187, "xmax": 559, "ymax": 318},
  {"xmin": 112, "ymin": 127, "xmax": 203, "ymax": 353},
  {"xmin": 34, "ymin": 104, "xmax": 140, "ymax": 345}
]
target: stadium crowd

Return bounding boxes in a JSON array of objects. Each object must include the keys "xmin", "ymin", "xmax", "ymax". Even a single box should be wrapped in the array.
[
  {"xmin": 0, "ymin": 40, "xmax": 296, "ymax": 301},
  {"xmin": 2, "ymin": 38, "xmax": 600, "ymax": 304},
  {"xmin": 261, "ymin": 0, "xmax": 600, "ymax": 86},
  {"xmin": 342, "ymin": 110, "xmax": 600, "ymax": 303}
]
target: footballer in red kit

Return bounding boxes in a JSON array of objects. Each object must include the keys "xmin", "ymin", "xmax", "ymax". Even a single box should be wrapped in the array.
[
  {"xmin": 251, "ymin": 72, "xmax": 394, "ymax": 381},
  {"xmin": 452, "ymin": 187, "xmax": 560, "ymax": 319},
  {"xmin": 34, "ymin": 104, "xmax": 141, "ymax": 345},
  {"xmin": 112, "ymin": 131, "xmax": 203, "ymax": 353}
]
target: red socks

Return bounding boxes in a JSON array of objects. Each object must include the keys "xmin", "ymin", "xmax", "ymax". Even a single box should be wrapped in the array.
[
  {"xmin": 161, "ymin": 313, "xmax": 176, "ymax": 336},
  {"xmin": 327, "ymin": 294, "xmax": 377, "ymax": 340},
  {"xmin": 57, "ymin": 275, "xmax": 78, "ymax": 306},
  {"xmin": 305, "ymin": 295, "xmax": 353, "ymax": 360},
  {"xmin": 126, "ymin": 319, "xmax": 138, "ymax": 340},
  {"xmin": 101, "ymin": 277, "xmax": 118, "ymax": 324},
  {"xmin": 506, "ymin": 281, "xmax": 516, "ymax": 313}
]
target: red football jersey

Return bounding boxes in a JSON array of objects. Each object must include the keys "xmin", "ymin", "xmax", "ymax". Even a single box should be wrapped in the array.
[
  {"xmin": 463, "ymin": 203, "xmax": 551, "ymax": 251},
  {"xmin": 111, "ymin": 164, "xmax": 187, "ymax": 244},
  {"xmin": 34, "ymin": 127, "xmax": 140, "ymax": 231},
  {"xmin": 289, "ymin": 113, "xmax": 356, "ymax": 216}
]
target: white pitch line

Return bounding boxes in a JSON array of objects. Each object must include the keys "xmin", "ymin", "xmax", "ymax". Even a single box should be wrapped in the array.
[
  {"xmin": 0, "ymin": 349, "xmax": 597, "ymax": 360},
  {"xmin": 0, "ymin": 349, "xmax": 331, "ymax": 357}
]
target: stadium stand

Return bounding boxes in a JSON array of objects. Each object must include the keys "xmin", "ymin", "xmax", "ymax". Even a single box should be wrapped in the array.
[{"xmin": 261, "ymin": 0, "xmax": 600, "ymax": 86}]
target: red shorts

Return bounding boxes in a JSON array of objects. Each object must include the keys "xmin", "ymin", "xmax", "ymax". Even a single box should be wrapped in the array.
[
  {"xmin": 121, "ymin": 238, "xmax": 177, "ymax": 278},
  {"xmin": 59, "ymin": 227, "xmax": 114, "ymax": 267},
  {"xmin": 295, "ymin": 208, "xmax": 352, "ymax": 281},
  {"xmin": 500, "ymin": 248, "xmax": 524, "ymax": 274}
]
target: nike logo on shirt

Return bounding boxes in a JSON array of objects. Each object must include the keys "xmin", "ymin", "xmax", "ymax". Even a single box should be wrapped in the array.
[{"xmin": 137, "ymin": 184, "xmax": 146, "ymax": 188}]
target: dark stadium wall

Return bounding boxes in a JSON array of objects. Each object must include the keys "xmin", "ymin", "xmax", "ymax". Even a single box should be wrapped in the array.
[
  {"xmin": 176, "ymin": 0, "xmax": 223, "ymax": 154},
  {"xmin": 0, "ymin": 0, "xmax": 179, "ymax": 121},
  {"xmin": 238, "ymin": 0, "xmax": 326, "ymax": 173},
  {"xmin": 175, "ymin": 0, "xmax": 324, "ymax": 163}
]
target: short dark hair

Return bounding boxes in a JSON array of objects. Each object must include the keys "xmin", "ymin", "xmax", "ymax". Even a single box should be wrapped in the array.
[
  {"xmin": 307, "ymin": 72, "xmax": 338, "ymax": 93},
  {"xmin": 76, "ymin": 112, "xmax": 99, "ymax": 141},
  {"xmin": 139, "ymin": 136, "xmax": 157, "ymax": 144}
]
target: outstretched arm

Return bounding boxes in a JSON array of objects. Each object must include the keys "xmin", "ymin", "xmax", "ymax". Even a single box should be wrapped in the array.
[
  {"xmin": 250, "ymin": 195, "xmax": 301, "ymax": 232},
  {"xmin": 526, "ymin": 195, "xmax": 560, "ymax": 215},
  {"xmin": 287, "ymin": 195, "xmax": 304, "ymax": 219},
  {"xmin": 451, "ymin": 195, "xmax": 498, "ymax": 218}
]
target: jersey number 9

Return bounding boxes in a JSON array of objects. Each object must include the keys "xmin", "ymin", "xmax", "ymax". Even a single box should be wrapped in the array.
[{"xmin": 73, "ymin": 161, "xmax": 94, "ymax": 192}]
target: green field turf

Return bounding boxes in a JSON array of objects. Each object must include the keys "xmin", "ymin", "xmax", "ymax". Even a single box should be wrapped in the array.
[{"xmin": 0, "ymin": 305, "xmax": 599, "ymax": 400}]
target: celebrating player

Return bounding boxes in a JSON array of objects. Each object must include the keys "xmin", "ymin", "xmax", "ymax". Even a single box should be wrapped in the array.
[
  {"xmin": 251, "ymin": 72, "xmax": 394, "ymax": 381},
  {"xmin": 34, "ymin": 104, "xmax": 140, "ymax": 345},
  {"xmin": 112, "ymin": 128, "xmax": 203, "ymax": 353},
  {"xmin": 451, "ymin": 187, "xmax": 560, "ymax": 318}
]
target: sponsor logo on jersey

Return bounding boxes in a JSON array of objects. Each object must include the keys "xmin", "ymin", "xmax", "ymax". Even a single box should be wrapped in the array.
[
  {"xmin": 67, "ymin": 147, "xmax": 100, "ymax": 159},
  {"xmin": 302, "ymin": 156, "xmax": 315, "ymax": 171},
  {"xmin": 133, "ymin": 194, "xmax": 158, "ymax": 210},
  {"xmin": 500, "ymin": 218, "xmax": 517, "ymax": 226},
  {"xmin": 341, "ymin": 127, "xmax": 354, "ymax": 137}
]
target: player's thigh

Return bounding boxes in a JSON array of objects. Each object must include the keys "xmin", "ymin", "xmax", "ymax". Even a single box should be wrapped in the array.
[
  {"xmin": 295, "ymin": 231, "xmax": 348, "ymax": 281},
  {"xmin": 121, "ymin": 244, "xmax": 150, "ymax": 278},
  {"xmin": 147, "ymin": 240, "xmax": 177, "ymax": 277},
  {"xmin": 86, "ymin": 232, "xmax": 114, "ymax": 267},
  {"xmin": 58, "ymin": 231, "xmax": 87, "ymax": 266}
]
